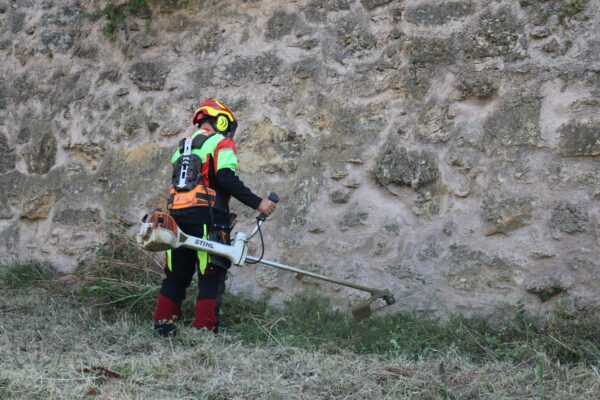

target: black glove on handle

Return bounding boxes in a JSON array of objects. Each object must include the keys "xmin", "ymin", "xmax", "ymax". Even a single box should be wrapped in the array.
[{"xmin": 257, "ymin": 192, "xmax": 280, "ymax": 221}]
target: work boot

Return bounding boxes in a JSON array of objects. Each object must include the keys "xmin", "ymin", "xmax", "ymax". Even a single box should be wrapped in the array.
[
  {"xmin": 154, "ymin": 322, "xmax": 177, "ymax": 337},
  {"xmin": 193, "ymin": 299, "xmax": 219, "ymax": 333},
  {"xmin": 153, "ymin": 294, "xmax": 182, "ymax": 337}
]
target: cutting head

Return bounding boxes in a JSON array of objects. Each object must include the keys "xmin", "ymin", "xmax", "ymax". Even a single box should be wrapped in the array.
[{"xmin": 351, "ymin": 290, "xmax": 396, "ymax": 321}]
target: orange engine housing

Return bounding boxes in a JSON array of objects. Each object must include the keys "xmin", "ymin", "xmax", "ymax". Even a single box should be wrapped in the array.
[{"xmin": 146, "ymin": 210, "xmax": 178, "ymax": 235}]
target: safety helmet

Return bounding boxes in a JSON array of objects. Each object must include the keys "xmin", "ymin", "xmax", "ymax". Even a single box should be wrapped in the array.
[{"xmin": 192, "ymin": 99, "xmax": 238, "ymax": 136}]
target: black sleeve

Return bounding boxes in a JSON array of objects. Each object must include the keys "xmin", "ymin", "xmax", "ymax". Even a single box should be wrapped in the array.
[{"xmin": 216, "ymin": 168, "xmax": 262, "ymax": 209}]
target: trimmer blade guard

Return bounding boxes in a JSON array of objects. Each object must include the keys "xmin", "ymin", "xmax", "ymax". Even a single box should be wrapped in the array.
[
  {"xmin": 136, "ymin": 210, "xmax": 180, "ymax": 252},
  {"xmin": 351, "ymin": 290, "xmax": 396, "ymax": 321}
]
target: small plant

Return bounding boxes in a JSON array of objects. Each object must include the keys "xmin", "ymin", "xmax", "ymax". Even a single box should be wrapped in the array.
[
  {"xmin": 0, "ymin": 261, "xmax": 55, "ymax": 289},
  {"xmin": 560, "ymin": 0, "xmax": 587, "ymax": 19},
  {"xmin": 83, "ymin": 0, "xmax": 153, "ymax": 37}
]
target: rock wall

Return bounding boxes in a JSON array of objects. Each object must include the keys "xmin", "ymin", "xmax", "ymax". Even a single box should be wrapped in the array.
[{"xmin": 1, "ymin": 0, "xmax": 599, "ymax": 316}]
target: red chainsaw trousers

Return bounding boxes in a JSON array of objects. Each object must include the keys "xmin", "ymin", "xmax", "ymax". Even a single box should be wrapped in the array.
[{"xmin": 153, "ymin": 219, "xmax": 227, "ymax": 333}]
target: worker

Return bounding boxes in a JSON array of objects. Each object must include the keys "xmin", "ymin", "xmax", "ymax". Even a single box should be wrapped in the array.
[{"xmin": 153, "ymin": 99, "xmax": 277, "ymax": 336}]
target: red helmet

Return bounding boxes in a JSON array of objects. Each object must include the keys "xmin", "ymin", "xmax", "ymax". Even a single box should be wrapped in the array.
[{"xmin": 192, "ymin": 99, "xmax": 237, "ymax": 135}]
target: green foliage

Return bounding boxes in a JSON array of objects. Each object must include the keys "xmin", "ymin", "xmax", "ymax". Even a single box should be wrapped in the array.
[
  {"xmin": 560, "ymin": 0, "xmax": 587, "ymax": 20},
  {"xmin": 83, "ymin": 0, "xmax": 152, "ymax": 37},
  {"xmin": 221, "ymin": 294, "xmax": 600, "ymax": 366},
  {"xmin": 52, "ymin": 221, "xmax": 600, "ymax": 366},
  {"xmin": 563, "ymin": 0, "xmax": 587, "ymax": 15},
  {"xmin": 0, "ymin": 261, "xmax": 55, "ymax": 289}
]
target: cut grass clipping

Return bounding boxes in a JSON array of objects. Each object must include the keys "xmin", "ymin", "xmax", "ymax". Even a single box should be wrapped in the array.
[
  {"xmin": 76, "ymin": 219, "xmax": 164, "ymax": 316},
  {"xmin": 69, "ymin": 223, "xmax": 600, "ymax": 367}
]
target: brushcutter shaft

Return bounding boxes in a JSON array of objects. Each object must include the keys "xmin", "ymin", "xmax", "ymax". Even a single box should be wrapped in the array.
[{"xmin": 245, "ymin": 256, "xmax": 386, "ymax": 297}]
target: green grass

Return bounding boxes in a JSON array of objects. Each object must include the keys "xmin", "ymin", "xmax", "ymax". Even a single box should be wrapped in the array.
[
  {"xmin": 4, "ymin": 255, "xmax": 599, "ymax": 367},
  {"xmin": 3, "ymin": 221, "xmax": 599, "ymax": 369},
  {"xmin": 221, "ymin": 294, "xmax": 600, "ymax": 366},
  {"xmin": 0, "ymin": 261, "xmax": 55, "ymax": 289}
]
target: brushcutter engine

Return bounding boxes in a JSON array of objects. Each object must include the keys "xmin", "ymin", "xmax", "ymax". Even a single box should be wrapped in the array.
[
  {"xmin": 137, "ymin": 208, "xmax": 250, "ymax": 266},
  {"xmin": 136, "ymin": 193, "xmax": 396, "ymax": 320},
  {"xmin": 137, "ymin": 210, "xmax": 180, "ymax": 252}
]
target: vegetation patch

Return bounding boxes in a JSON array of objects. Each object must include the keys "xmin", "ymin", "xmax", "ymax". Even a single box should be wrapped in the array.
[
  {"xmin": 83, "ymin": 0, "xmax": 153, "ymax": 36},
  {"xmin": 0, "ymin": 261, "xmax": 55, "ymax": 290},
  {"xmin": 1, "ymin": 224, "xmax": 600, "ymax": 397}
]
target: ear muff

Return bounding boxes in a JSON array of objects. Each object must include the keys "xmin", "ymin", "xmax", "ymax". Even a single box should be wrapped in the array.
[
  {"xmin": 215, "ymin": 115, "xmax": 229, "ymax": 133},
  {"xmin": 227, "ymin": 120, "xmax": 238, "ymax": 138}
]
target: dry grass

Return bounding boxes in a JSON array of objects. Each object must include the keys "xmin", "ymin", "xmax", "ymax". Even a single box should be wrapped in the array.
[
  {"xmin": 1, "ymin": 225, "xmax": 598, "ymax": 399},
  {"xmin": 1, "ymin": 285, "xmax": 599, "ymax": 400}
]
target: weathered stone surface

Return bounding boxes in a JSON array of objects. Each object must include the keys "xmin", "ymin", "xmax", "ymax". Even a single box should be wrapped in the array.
[
  {"xmin": 265, "ymin": 11, "xmax": 297, "ymax": 41},
  {"xmin": 456, "ymin": 72, "xmax": 498, "ymax": 100},
  {"xmin": 317, "ymin": 102, "xmax": 387, "ymax": 162},
  {"xmin": 481, "ymin": 194, "xmax": 533, "ymax": 235},
  {"xmin": 374, "ymin": 146, "xmax": 439, "ymax": 189},
  {"xmin": 238, "ymin": 119, "xmax": 304, "ymax": 174},
  {"xmin": 557, "ymin": 121, "xmax": 600, "ymax": 156},
  {"xmin": 0, "ymin": 190, "xmax": 12, "ymax": 219},
  {"xmin": 388, "ymin": 66, "xmax": 432, "ymax": 101},
  {"xmin": 0, "ymin": 134, "xmax": 16, "ymax": 174},
  {"xmin": 64, "ymin": 142, "xmax": 106, "ymax": 170},
  {"xmin": 0, "ymin": 225, "xmax": 20, "ymax": 257},
  {"xmin": 52, "ymin": 208, "xmax": 101, "ymax": 225},
  {"xmin": 483, "ymin": 93, "xmax": 541, "ymax": 148},
  {"xmin": 549, "ymin": 202, "xmax": 588, "ymax": 236},
  {"xmin": 323, "ymin": 13, "xmax": 377, "ymax": 62},
  {"xmin": 128, "ymin": 62, "xmax": 170, "ymax": 91},
  {"xmin": 406, "ymin": 37, "xmax": 456, "ymax": 67},
  {"xmin": 50, "ymin": 71, "xmax": 90, "ymax": 109},
  {"xmin": 126, "ymin": 33, "xmax": 159, "ymax": 56},
  {"xmin": 526, "ymin": 279, "xmax": 566, "ymax": 302},
  {"xmin": 415, "ymin": 105, "xmax": 453, "ymax": 143},
  {"xmin": 361, "ymin": 0, "xmax": 392, "ymax": 10},
  {"xmin": 98, "ymin": 68, "xmax": 122, "ymax": 83},
  {"xmin": 339, "ymin": 204, "xmax": 368, "ymax": 229},
  {"xmin": 304, "ymin": 0, "xmax": 350, "ymax": 22},
  {"xmin": 330, "ymin": 190, "xmax": 351, "ymax": 204},
  {"xmin": 56, "ymin": 5, "xmax": 81, "ymax": 26},
  {"xmin": 193, "ymin": 30, "xmax": 222, "ymax": 54},
  {"xmin": 158, "ymin": 0, "xmax": 188, "ymax": 13},
  {"xmin": 223, "ymin": 53, "xmax": 283, "ymax": 85},
  {"xmin": 448, "ymin": 245, "xmax": 521, "ymax": 291},
  {"xmin": 468, "ymin": 9, "xmax": 527, "ymax": 60},
  {"xmin": 405, "ymin": 1, "xmax": 475, "ymax": 25},
  {"xmin": 23, "ymin": 133, "xmax": 57, "ymax": 175},
  {"xmin": 40, "ymin": 30, "xmax": 77, "ymax": 52},
  {"xmin": 2, "ymin": 0, "xmax": 600, "ymax": 318},
  {"xmin": 20, "ymin": 193, "xmax": 52, "ymax": 220}
]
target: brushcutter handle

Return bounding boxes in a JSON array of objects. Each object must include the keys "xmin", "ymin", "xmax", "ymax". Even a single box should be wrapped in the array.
[{"xmin": 257, "ymin": 192, "xmax": 280, "ymax": 222}]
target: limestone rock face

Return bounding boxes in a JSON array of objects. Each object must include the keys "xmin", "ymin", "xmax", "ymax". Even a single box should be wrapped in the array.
[
  {"xmin": 1, "ymin": 0, "xmax": 600, "ymax": 317},
  {"xmin": 557, "ymin": 121, "xmax": 600, "ymax": 156},
  {"xmin": 374, "ymin": 146, "xmax": 439, "ymax": 189},
  {"xmin": 20, "ymin": 193, "xmax": 52, "ymax": 221},
  {"xmin": 481, "ymin": 194, "xmax": 533, "ymax": 236},
  {"xmin": 0, "ymin": 134, "xmax": 16, "ymax": 174}
]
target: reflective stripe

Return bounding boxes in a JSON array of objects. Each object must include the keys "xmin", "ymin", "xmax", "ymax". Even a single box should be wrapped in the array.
[
  {"xmin": 166, "ymin": 249, "xmax": 172, "ymax": 271},
  {"xmin": 216, "ymin": 148, "xmax": 237, "ymax": 172},
  {"xmin": 197, "ymin": 224, "xmax": 209, "ymax": 275}
]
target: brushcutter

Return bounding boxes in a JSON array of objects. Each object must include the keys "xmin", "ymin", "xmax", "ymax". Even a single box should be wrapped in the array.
[{"xmin": 136, "ymin": 193, "xmax": 395, "ymax": 320}]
